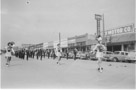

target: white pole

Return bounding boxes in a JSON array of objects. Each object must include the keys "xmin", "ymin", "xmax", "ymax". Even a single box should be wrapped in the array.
[{"xmin": 103, "ymin": 14, "xmax": 106, "ymax": 47}]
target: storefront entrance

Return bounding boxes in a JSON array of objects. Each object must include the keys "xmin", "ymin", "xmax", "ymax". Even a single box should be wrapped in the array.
[
  {"xmin": 76, "ymin": 46, "xmax": 86, "ymax": 52},
  {"xmin": 113, "ymin": 45, "xmax": 121, "ymax": 51},
  {"xmin": 107, "ymin": 45, "xmax": 121, "ymax": 52}
]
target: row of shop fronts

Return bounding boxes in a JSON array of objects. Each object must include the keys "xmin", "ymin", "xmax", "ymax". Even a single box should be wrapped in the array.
[{"xmin": 27, "ymin": 24, "xmax": 136, "ymax": 52}]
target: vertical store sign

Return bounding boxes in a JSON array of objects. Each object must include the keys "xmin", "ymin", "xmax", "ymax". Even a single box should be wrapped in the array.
[{"xmin": 95, "ymin": 14, "xmax": 102, "ymax": 36}]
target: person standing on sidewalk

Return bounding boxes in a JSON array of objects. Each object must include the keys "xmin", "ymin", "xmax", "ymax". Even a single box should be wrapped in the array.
[
  {"xmin": 92, "ymin": 35, "xmax": 107, "ymax": 73},
  {"xmin": 4, "ymin": 42, "xmax": 15, "ymax": 66},
  {"xmin": 73, "ymin": 48, "xmax": 78, "ymax": 60},
  {"xmin": 47, "ymin": 49, "xmax": 50, "ymax": 59},
  {"xmin": 36, "ymin": 49, "xmax": 39, "ymax": 60},
  {"xmin": 22, "ymin": 49, "xmax": 25, "ymax": 60},
  {"xmin": 26, "ymin": 49, "xmax": 30, "ymax": 61},
  {"xmin": 43, "ymin": 50, "xmax": 46, "ymax": 58},
  {"xmin": 39, "ymin": 49, "xmax": 43, "ymax": 60},
  {"xmin": 52, "ymin": 49, "xmax": 56, "ymax": 60},
  {"xmin": 31, "ymin": 50, "xmax": 34, "ymax": 58},
  {"xmin": 66, "ymin": 49, "xmax": 69, "ymax": 60}
]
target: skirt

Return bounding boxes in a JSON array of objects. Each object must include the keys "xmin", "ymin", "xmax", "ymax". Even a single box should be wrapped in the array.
[{"xmin": 96, "ymin": 52, "xmax": 103, "ymax": 58}]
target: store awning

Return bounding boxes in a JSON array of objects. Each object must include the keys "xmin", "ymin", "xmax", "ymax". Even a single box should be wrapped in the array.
[{"xmin": 110, "ymin": 33, "xmax": 136, "ymax": 43}]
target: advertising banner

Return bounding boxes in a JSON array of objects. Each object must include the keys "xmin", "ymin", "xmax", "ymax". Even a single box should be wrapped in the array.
[
  {"xmin": 104, "ymin": 24, "xmax": 134, "ymax": 36},
  {"xmin": 43, "ymin": 42, "xmax": 48, "ymax": 49},
  {"xmin": 61, "ymin": 39, "xmax": 68, "ymax": 48},
  {"xmin": 53, "ymin": 40, "xmax": 59, "ymax": 49}
]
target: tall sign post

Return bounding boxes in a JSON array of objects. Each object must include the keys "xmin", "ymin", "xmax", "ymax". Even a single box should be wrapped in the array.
[
  {"xmin": 59, "ymin": 32, "xmax": 61, "ymax": 48},
  {"xmin": 102, "ymin": 14, "xmax": 107, "ymax": 47},
  {"xmin": 95, "ymin": 14, "xmax": 102, "ymax": 36}
]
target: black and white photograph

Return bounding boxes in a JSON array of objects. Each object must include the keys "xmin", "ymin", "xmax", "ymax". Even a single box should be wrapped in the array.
[{"xmin": 0, "ymin": 0, "xmax": 136, "ymax": 89}]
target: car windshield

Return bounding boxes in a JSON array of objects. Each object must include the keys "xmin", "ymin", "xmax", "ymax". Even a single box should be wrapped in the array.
[
  {"xmin": 114, "ymin": 52, "xmax": 120, "ymax": 54},
  {"xmin": 121, "ymin": 52, "xmax": 124, "ymax": 55},
  {"xmin": 107, "ymin": 52, "xmax": 113, "ymax": 54}
]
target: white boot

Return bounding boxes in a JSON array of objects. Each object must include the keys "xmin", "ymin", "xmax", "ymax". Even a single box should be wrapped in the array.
[
  {"xmin": 100, "ymin": 67, "xmax": 103, "ymax": 73},
  {"xmin": 98, "ymin": 67, "xmax": 103, "ymax": 73}
]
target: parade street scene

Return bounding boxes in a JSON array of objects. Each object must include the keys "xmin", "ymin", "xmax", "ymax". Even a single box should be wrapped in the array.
[{"xmin": 1, "ymin": 0, "xmax": 136, "ymax": 89}]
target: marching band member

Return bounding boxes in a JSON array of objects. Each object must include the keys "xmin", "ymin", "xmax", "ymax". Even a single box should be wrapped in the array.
[
  {"xmin": 92, "ymin": 35, "xmax": 107, "ymax": 72},
  {"xmin": 4, "ymin": 42, "xmax": 15, "ymax": 66},
  {"xmin": 56, "ymin": 43, "xmax": 62, "ymax": 64}
]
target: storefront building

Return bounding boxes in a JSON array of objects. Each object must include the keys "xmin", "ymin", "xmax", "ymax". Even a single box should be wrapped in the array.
[
  {"xmin": 68, "ymin": 36, "xmax": 76, "ymax": 51},
  {"xmin": 22, "ymin": 44, "xmax": 34, "ymax": 49},
  {"xmin": 103, "ymin": 24, "xmax": 136, "ymax": 52},
  {"xmin": 34, "ymin": 43, "xmax": 43, "ymax": 49},
  {"xmin": 86, "ymin": 34, "xmax": 97, "ymax": 51},
  {"xmin": 53, "ymin": 40, "xmax": 59, "ymax": 49},
  {"xmin": 48, "ymin": 41, "xmax": 54, "ymax": 50},
  {"xmin": 43, "ymin": 42, "xmax": 48, "ymax": 50},
  {"xmin": 60, "ymin": 38, "xmax": 68, "ymax": 52},
  {"xmin": 75, "ymin": 33, "xmax": 88, "ymax": 52}
]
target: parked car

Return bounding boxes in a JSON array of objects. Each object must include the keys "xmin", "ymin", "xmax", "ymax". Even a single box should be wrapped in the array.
[
  {"xmin": 125, "ymin": 51, "xmax": 136, "ymax": 63},
  {"xmin": 76, "ymin": 51, "xmax": 82, "ymax": 59},
  {"xmin": 68, "ymin": 52, "xmax": 74, "ymax": 58},
  {"xmin": 106, "ymin": 51, "xmax": 129, "ymax": 62},
  {"xmin": 89, "ymin": 51, "xmax": 97, "ymax": 60},
  {"xmin": 61, "ymin": 52, "xmax": 66, "ymax": 58},
  {"xmin": 103, "ymin": 51, "xmax": 114, "ymax": 61},
  {"xmin": 80, "ymin": 52, "xmax": 88, "ymax": 60},
  {"xmin": 0, "ymin": 50, "xmax": 2, "ymax": 55}
]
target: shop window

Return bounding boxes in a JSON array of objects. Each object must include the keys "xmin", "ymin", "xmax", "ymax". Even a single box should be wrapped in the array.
[
  {"xmin": 107, "ymin": 46, "xmax": 112, "ymax": 51},
  {"xmin": 113, "ymin": 45, "xmax": 121, "ymax": 51},
  {"xmin": 124, "ymin": 44, "xmax": 128, "ymax": 51},
  {"xmin": 128, "ymin": 43, "xmax": 134, "ymax": 51}
]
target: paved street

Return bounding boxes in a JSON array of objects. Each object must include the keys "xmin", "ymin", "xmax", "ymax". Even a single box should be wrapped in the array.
[{"xmin": 1, "ymin": 56, "xmax": 136, "ymax": 89}]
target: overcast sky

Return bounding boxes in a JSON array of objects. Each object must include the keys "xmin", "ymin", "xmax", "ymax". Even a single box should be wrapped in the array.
[{"xmin": 1, "ymin": 0, "xmax": 135, "ymax": 48}]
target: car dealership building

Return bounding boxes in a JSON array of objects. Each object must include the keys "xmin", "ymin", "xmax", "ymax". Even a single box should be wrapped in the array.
[{"xmin": 103, "ymin": 24, "xmax": 136, "ymax": 52}]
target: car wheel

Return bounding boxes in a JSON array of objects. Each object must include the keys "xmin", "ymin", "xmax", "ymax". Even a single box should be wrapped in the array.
[{"xmin": 112, "ymin": 57, "xmax": 118, "ymax": 62}]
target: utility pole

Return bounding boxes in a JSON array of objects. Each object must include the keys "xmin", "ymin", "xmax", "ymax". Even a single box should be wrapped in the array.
[{"xmin": 59, "ymin": 32, "xmax": 61, "ymax": 47}]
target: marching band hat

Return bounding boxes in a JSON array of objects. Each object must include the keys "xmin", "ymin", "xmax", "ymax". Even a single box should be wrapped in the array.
[
  {"xmin": 7, "ymin": 41, "xmax": 15, "ymax": 46},
  {"xmin": 96, "ymin": 35, "xmax": 102, "ymax": 41},
  {"xmin": 57, "ymin": 43, "xmax": 60, "ymax": 46}
]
